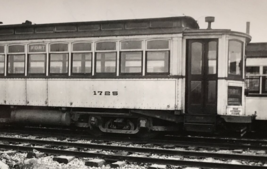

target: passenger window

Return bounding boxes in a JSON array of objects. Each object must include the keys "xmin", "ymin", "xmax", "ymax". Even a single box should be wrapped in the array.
[
  {"xmin": 72, "ymin": 43, "xmax": 92, "ymax": 75},
  {"xmin": 146, "ymin": 40, "xmax": 170, "ymax": 74},
  {"xmin": 96, "ymin": 53, "xmax": 116, "ymax": 73},
  {"xmin": 146, "ymin": 51, "xmax": 169, "ymax": 73},
  {"xmin": 120, "ymin": 41, "xmax": 142, "ymax": 75},
  {"xmin": 28, "ymin": 44, "xmax": 46, "ymax": 75},
  {"xmin": 95, "ymin": 42, "xmax": 116, "ymax": 75},
  {"xmin": 50, "ymin": 54, "xmax": 68, "ymax": 74},
  {"xmin": 8, "ymin": 45, "xmax": 25, "ymax": 75},
  {"xmin": 263, "ymin": 66, "xmax": 267, "ymax": 74},
  {"xmin": 72, "ymin": 53, "xmax": 92, "ymax": 74},
  {"xmin": 49, "ymin": 43, "xmax": 69, "ymax": 75},
  {"xmin": 228, "ymin": 40, "xmax": 243, "ymax": 78},
  {"xmin": 120, "ymin": 52, "xmax": 142, "ymax": 74},
  {"xmin": 262, "ymin": 67, "xmax": 267, "ymax": 93},
  {"xmin": 246, "ymin": 66, "xmax": 259, "ymax": 75},
  {"xmin": 0, "ymin": 46, "xmax": 4, "ymax": 74},
  {"xmin": 28, "ymin": 54, "xmax": 46, "ymax": 74}
]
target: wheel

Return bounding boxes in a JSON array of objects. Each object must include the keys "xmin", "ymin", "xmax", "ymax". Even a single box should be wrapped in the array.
[
  {"xmin": 89, "ymin": 126, "xmax": 103, "ymax": 137},
  {"xmin": 136, "ymin": 128, "xmax": 159, "ymax": 139}
]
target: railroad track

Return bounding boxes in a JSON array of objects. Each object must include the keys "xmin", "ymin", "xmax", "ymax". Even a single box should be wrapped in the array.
[{"xmin": 0, "ymin": 136, "xmax": 266, "ymax": 168}]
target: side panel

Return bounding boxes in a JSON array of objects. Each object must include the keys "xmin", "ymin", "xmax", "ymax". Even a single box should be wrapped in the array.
[
  {"xmin": 246, "ymin": 97, "xmax": 267, "ymax": 119},
  {"xmin": 0, "ymin": 79, "xmax": 6, "ymax": 104},
  {"xmin": 27, "ymin": 79, "xmax": 48, "ymax": 106},
  {"xmin": 6, "ymin": 79, "xmax": 26, "ymax": 105},
  {"xmin": 47, "ymin": 79, "xmax": 179, "ymax": 110}
]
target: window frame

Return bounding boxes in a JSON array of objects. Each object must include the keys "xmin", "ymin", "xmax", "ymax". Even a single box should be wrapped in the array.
[
  {"xmin": 94, "ymin": 52, "xmax": 117, "ymax": 76},
  {"xmin": 228, "ymin": 86, "xmax": 242, "ymax": 106},
  {"xmin": 7, "ymin": 44, "xmax": 25, "ymax": 76},
  {"xmin": 145, "ymin": 50, "xmax": 170, "ymax": 75},
  {"xmin": 0, "ymin": 45, "xmax": 5, "ymax": 76},
  {"xmin": 94, "ymin": 41, "xmax": 117, "ymax": 77},
  {"xmin": 27, "ymin": 43, "xmax": 47, "ymax": 77},
  {"xmin": 71, "ymin": 53, "xmax": 93, "ymax": 76},
  {"xmin": 119, "ymin": 51, "xmax": 143, "ymax": 76},
  {"xmin": 49, "ymin": 43, "xmax": 69, "ymax": 76},
  {"xmin": 228, "ymin": 39, "xmax": 244, "ymax": 80},
  {"xmin": 119, "ymin": 40, "xmax": 143, "ymax": 76},
  {"xmin": 145, "ymin": 39, "xmax": 170, "ymax": 75},
  {"xmin": 245, "ymin": 65, "xmax": 267, "ymax": 96},
  {"xmin": 71, "ymin": 42, "xmax": 92, "ymax": 76}
]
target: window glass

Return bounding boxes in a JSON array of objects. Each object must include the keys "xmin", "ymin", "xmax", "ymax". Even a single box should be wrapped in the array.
[
  {"xmin": 207, "ymin": 81, "xmax": 216, "ymax": 103},
  {"xmin": 120, "ymin": 52, "xmax": 142, "ymax": 74},
  {"xmin": 246, "ymin": 77, "xmax": 260, "ymax": 93},
  {"xmin": 228, "ymin": 86, "xmax": 242, "ymax": 105},
  {"xmin": 121, "ymin": 41, "xmax": 142, "ymax": 50},
  {"xmin": 263, "ymin": 77, "xmax": 267, "ymax": 93},
  {"xmin": 228, "ymin": 41, "xmax": 243, "ymax": 77},
  {"xmin": 191, "ymin": 42, "xmax": 202, "ymax": 74},
  {"xmin": 146, "ymin": 51, "xmax": 169, "ymax": 73},
  {"xmin": 72, "ymin": 53, "xmax": 92, "ymax": 74},
  {"xmin": 28, "ymin": 54, "xmax": 46, "ymax": 74},
  {"xmin": 191, "ymin": 81, "xmax": 202, "ymax": 104},
  {"xmin": 96, "ymin": 42, "xmax": 116, "ymax": 50},
  {"xmin": 147, "ymin": 40, "xmax": 169, "ymax": 49},
  {"xmin": 50, "ymin": 54, "xmax": 68, "ymax": 74},
  {"xmin": 8, "ymin": 55, "xmax": 25, "ymax": 74},
  {"xmin": 73, "ymin": 43, "xmax": 91, "ymax": 51},
  {"xmin": 246, "ymin": 66, "xmax": 259, "ymax": 75},
  {"xmin": 96, "ymin": 52, "xmax": 116, "ymax": 73},
  {"xmin": 208, "ymin": 41, "xmax": 217, "ymax": 74},
  {"xmin": 0, "ymin": 46, "xmax": 4, "ymax": 53},
  {"xmin": 9, "ymin": 45, "xmax": 24, "ymax": 53},
  {"xmin": 0, "ymin": 55, "xmax": 4, "ymax": 74},
  {"xmin": 50, "ymin": 44, "xmax": 68, "ymax": 52},
  {"xmin": 263, "ymin": 66, "xmax": 267, "ymax": 74}
]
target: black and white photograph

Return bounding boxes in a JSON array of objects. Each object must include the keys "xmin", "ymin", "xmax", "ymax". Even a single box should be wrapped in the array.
[{"xmin": 0, "ymin": 0, "xmax": 266, "ymax": 168}]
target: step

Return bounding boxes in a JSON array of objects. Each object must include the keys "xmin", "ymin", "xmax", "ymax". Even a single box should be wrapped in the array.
[
  {"xmin": 185, "ymin": 115, "xmax": 216, "ymax": 123},
  {"xmin": 184, "ymin": 123, "xmax": 215, "ymax": 132}
]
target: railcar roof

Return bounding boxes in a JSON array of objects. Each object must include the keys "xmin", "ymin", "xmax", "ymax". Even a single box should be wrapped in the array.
[
  {"xmin": 0, "ymin": 16, "xmax": 199, "ymax": 41},
  {"xmin": 246, "ymin": 42, "xmax": 267, "ymax": 57}
]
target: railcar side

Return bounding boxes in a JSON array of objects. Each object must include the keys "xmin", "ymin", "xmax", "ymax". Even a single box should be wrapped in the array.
[{"xmin": 0, "ymin": 16, "xmax": 255, "ymax": 135}]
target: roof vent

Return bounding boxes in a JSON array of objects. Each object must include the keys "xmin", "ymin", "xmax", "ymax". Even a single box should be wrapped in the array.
[
  {"xmin": 22, "ymin": 20, "xmax": 32, "ymax": 25},
  {"xmin": 205, "ymin": 16, "xmax": 215, "ymax": 29}
]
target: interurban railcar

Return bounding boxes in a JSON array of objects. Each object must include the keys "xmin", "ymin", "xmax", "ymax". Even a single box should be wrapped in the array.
[
  {"xmin": 245, "ymin": 43, "xmax": 267, "ymax": 130},
  {"xmin": 0, "ymin": 16, "xmax": 254, "ymax": 135}
]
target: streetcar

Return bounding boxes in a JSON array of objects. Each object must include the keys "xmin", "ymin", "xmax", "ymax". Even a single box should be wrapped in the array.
[{"xmin": 0, "ymin": 16, "xmax": 255, "ymax": 135}]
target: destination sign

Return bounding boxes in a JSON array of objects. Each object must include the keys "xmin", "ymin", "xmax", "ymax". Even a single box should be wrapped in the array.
[{"xmin": 29, "ymin": 44, "xmax": 46, "ymax": 52}]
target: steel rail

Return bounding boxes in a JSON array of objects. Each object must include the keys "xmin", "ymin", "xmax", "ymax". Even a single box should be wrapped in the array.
[
  {"xmin": 1, "ymin": 127, "xmax": 267, "ymax": 146},
  {"xmin": 0, "ymin": 136, "xmax": 267, "ymax": 161},
  {"xmin": 0, "ymin": 144, "xmax": 265, "ymax": 169}
]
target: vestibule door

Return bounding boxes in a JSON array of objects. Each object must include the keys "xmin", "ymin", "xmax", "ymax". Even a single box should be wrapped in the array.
[{"xmin": 186, "ymin": 39, "xmax": 218, "ymax": 115}]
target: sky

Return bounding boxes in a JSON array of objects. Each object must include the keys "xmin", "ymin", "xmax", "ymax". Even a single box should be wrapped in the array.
[{"xmin": 0, "ymin": 0, "xmax": 266, "ymax": 42}]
